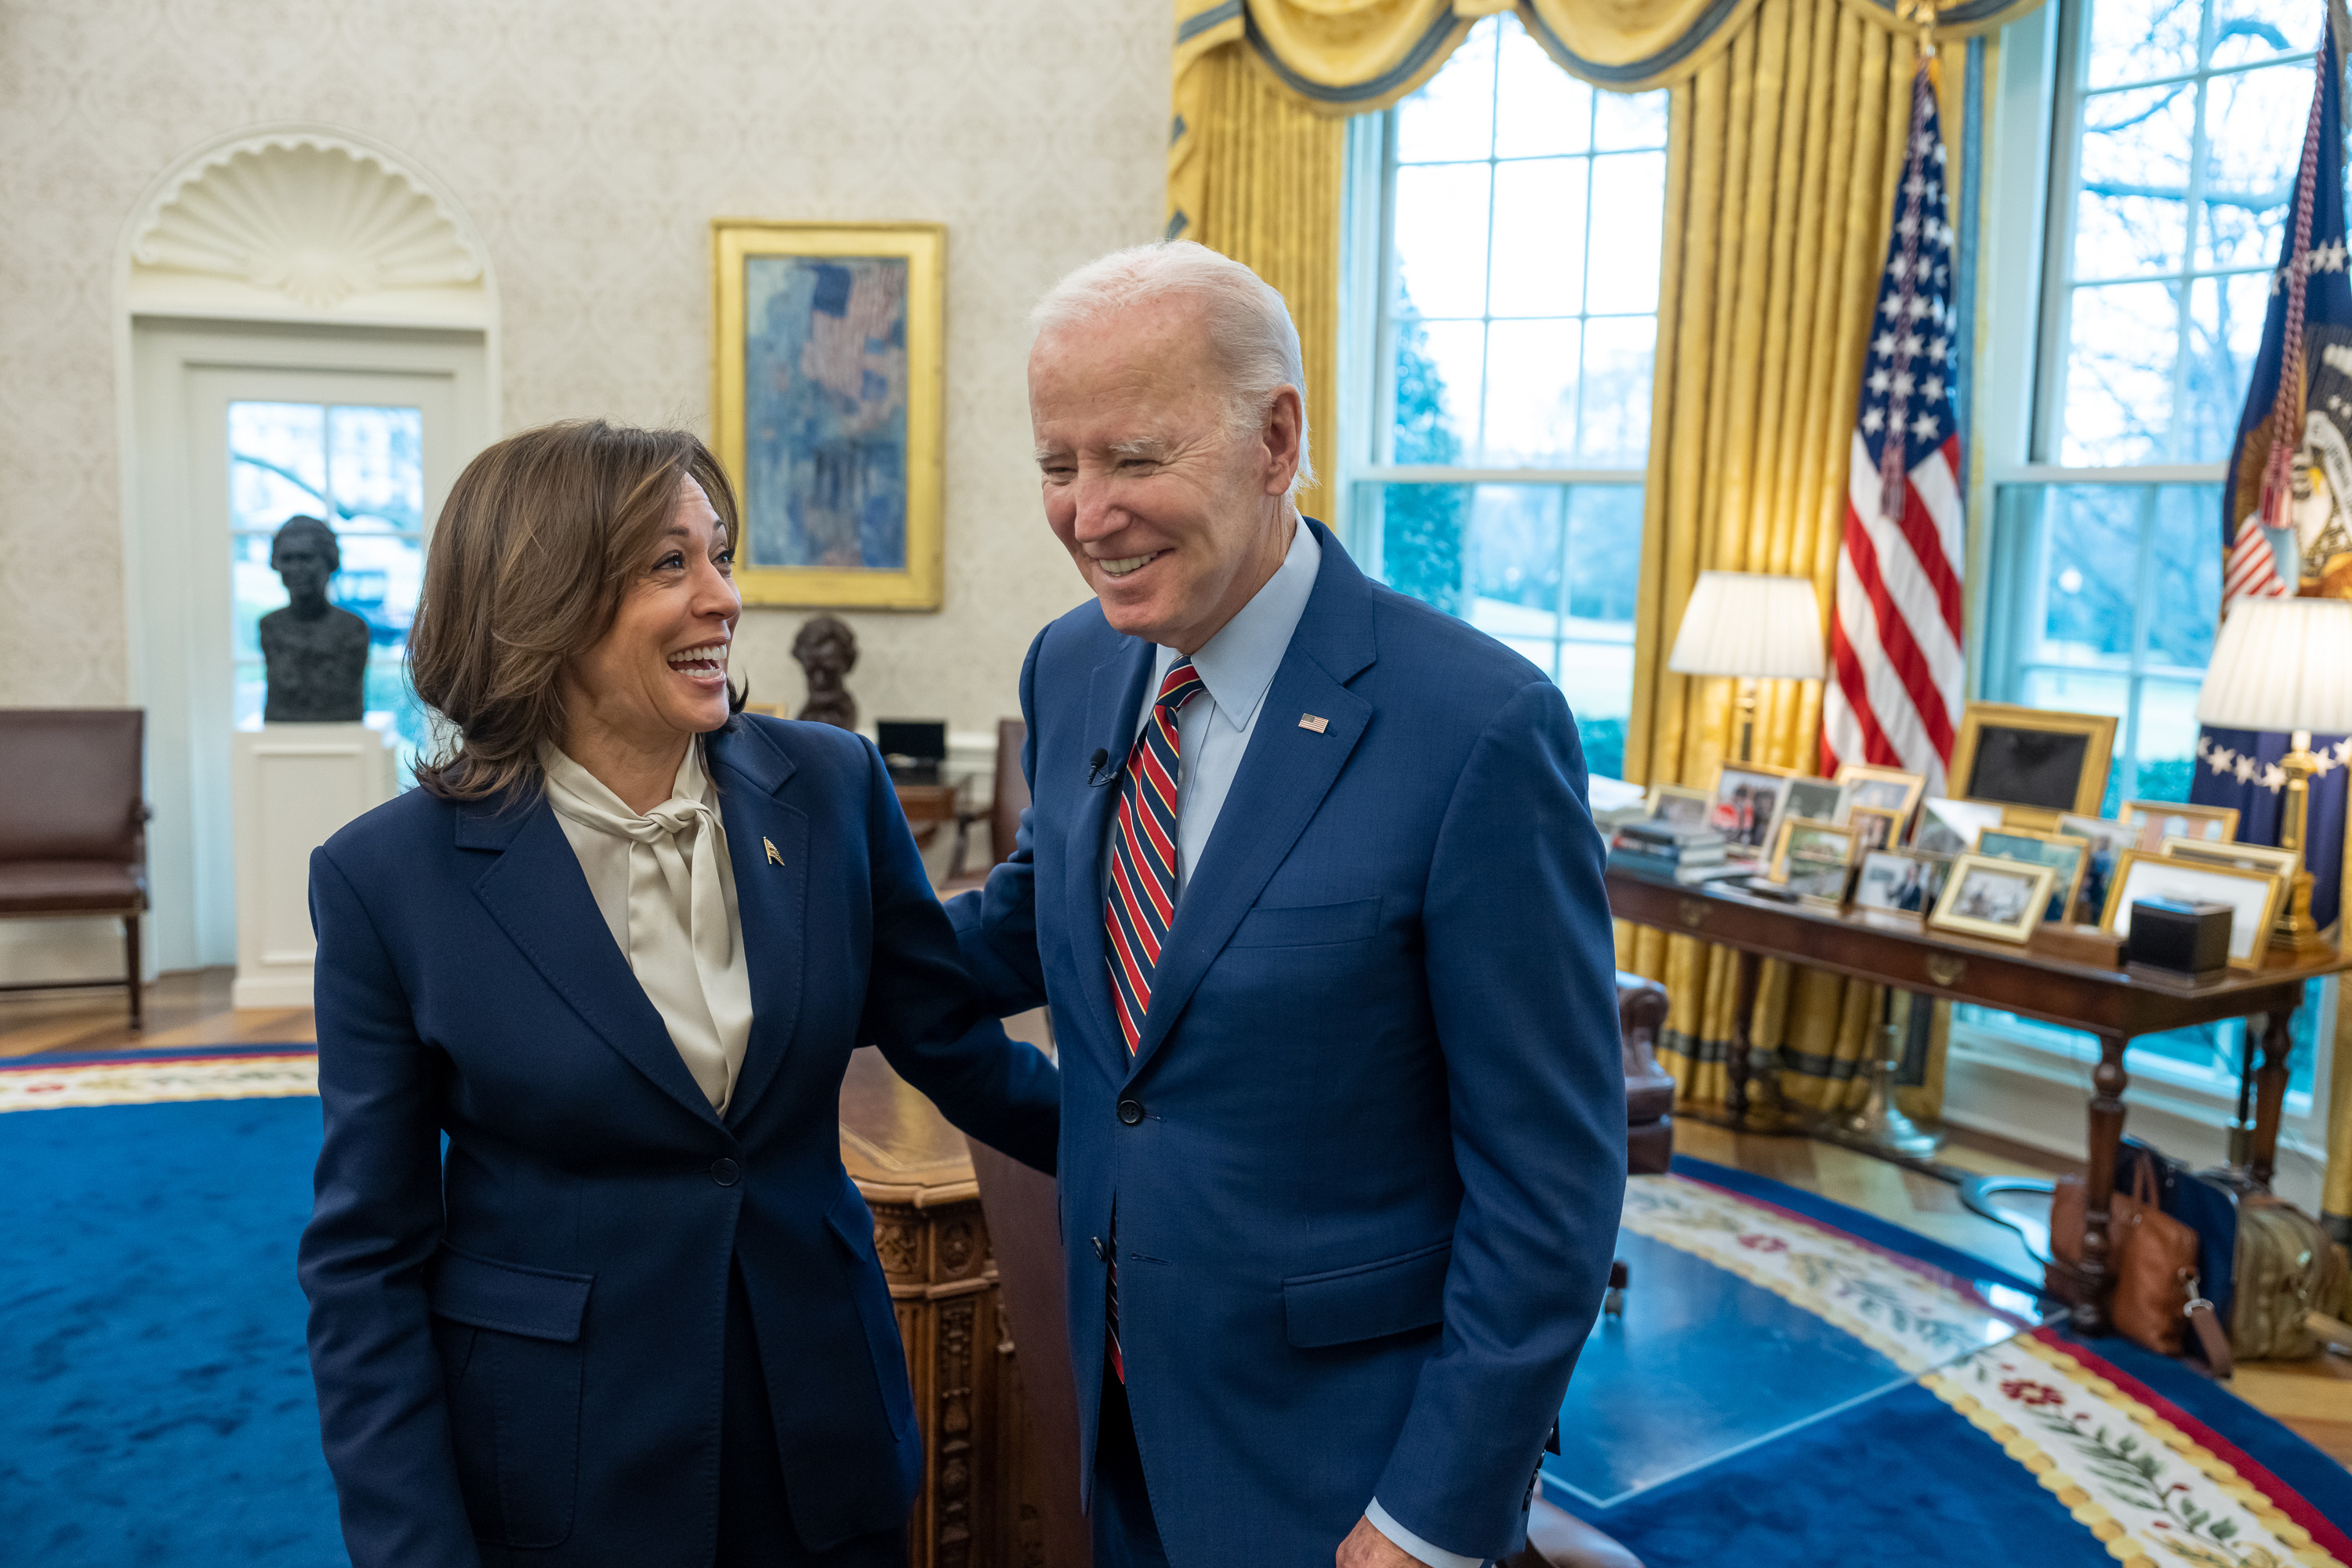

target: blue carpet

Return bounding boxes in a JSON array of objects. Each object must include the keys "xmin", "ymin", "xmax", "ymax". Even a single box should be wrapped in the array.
[{"xmin": 0, "ymin": 1095, "xmax": 342, "ymax": 1566}]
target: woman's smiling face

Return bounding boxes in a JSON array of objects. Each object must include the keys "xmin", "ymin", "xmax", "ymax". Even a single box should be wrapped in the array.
[{"xmin": 564, "ymin": 476, "xmax": 742, "ymax": 746}]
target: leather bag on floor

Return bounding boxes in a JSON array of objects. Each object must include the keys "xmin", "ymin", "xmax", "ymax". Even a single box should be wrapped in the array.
[
  {"xmin": 2050, "ymin": 1157, "xmax": 2203, "ymax": 1358},
  {"xmin": 2230, "ymin": 1193, "xmax": 2352, "ymax": 1360}
]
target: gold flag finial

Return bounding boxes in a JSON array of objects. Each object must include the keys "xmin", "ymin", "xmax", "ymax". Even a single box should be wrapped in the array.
[{"xmin": 1907, "ymin": 0, "xmax": 1939, "ymax": 56}]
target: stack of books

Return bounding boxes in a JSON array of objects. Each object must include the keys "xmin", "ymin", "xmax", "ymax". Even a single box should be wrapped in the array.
[{"xmin": 1607, "ymin": 821, "xmax": 1744, "ymax": 884}]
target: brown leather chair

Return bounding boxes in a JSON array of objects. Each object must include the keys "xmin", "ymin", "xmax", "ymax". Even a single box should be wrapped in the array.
[
  {"xmin": 967, "ymin": 976, "xmax": 1669, "ymax": 1568},
  {"xmin": 0, "ymin": 709, "xmax": 151, "ymax": 1026},
  {"xmin": 942, "ymin": 718, "xmax": 1029, "ymax": 893}
]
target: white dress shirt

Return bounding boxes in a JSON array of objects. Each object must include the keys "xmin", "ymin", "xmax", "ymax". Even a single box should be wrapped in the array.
[
  {"xmin": 1110, "ymin": 520, "xmax": 1482, "ymax": 1568},
  {"xmin": 542, "ymin": 739, "xmax": 753, "ymax": 1113}
]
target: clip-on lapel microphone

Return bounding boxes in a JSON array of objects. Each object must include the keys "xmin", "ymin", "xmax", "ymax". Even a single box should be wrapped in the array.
[{"xmin": 1087, "ymin": 748, "xmax": 1122, "ymax": 787}]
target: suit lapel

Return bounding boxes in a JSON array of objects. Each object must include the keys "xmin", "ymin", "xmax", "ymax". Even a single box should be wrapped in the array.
[
  {"xmin": 465, "ymin": 796, "xmax": 725, "ymax": 1131},
  {"xmin": 1065, "ymin": 639, "xmax": 1156, "ymax": 1060},
  {"xmin": 1126, "ymin": 526, "xmax": 1379, "ymax": 1080},
  {"xmin": 706, "ymin": 720, "xmax": 805, "ymax": 1127}
]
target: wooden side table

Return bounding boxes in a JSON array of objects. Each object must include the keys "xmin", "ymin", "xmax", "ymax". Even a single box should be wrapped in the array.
[
  {"xmin": 1605, "ymin": 862, "xmax": 2349, "ymax": 1334},
  {"xmin": 839, "ymin": 1045, "xmax": 1034, "ymax": 1568},
  {"xmin": 894, "ymin": 777, "xmax": 969, "ymax": 853}
]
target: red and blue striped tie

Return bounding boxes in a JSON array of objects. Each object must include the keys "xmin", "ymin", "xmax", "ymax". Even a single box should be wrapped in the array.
[
  {"xmin": 1101, "ymin": 655, "xmax": 1204, "ymax": 1383},
  {"xmin": 1103, "ymin": 657, "xmax": 1206, "ymax": 1053}
]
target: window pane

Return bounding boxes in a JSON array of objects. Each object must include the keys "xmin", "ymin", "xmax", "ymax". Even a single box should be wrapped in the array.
[
  {"xmin": 1584, "ymin": 153, "xmax": 1666, "ymax": 313},
  {"xmin": 2180, "ymin": 272, "xmax": 2269, "ymax": 462},
  {"xmin": 1579, "ymin": 317, "xmax": 1655, "ymax": 466},
  {"xmin": 2036, "ymin": 486, "xmax": 2142, "ymax": 662},
  {"xmin": 2059, "ymin": 280, "xmax": 2180, "ymax": 465},
  {"xmin": 2208, "ymin": 1, "xmax": 2318, "ymax": 69},
  {"xmin": 1488, "ymin": 160, "xmax": 1587, "ymax": 317},
  {"xmin": 1592, "ymin": 84, "xmax": 1668, "ymax": 151},
  {"xmin": 1494, "ymin": 24, "xmax": 1590, "ymax": 158},
  {"xmin": 2198, "ymin": 62, "xmax": 2306, "ymax": 269},
  {"xmin": 1565, "ymin": 484, "xmax": 1642, "ymax": 623},
  {"xmin": 2145, "ymin": 483, "xmax": 2223, "ymax": 669},
  {"xmin": 326, "ymin": 405, "xmax": 424, "ymax": 532},
  {"xmin": 2084, "ymin": 0, "xmax": 2200, "ymax": 89},
  {"xmin": 2073, "ymin": 84, "xmax": 2193, "ymax": 278},
  {"xmin": 1396, "ymin": 17, "xmax": 1496, "ymax": 162},
  {"xmin": 229, "ymin": 401, "xmax": 327, "ymax": 532},
  {"xmin": 1393, "ymin": 162, "xmax": 1492, "ymax": 319},
  {"xmin": 2134, "ymin": 677, "xmax": 2204, "ymax": 801},
  {"xmin": 1367, "ymin": 481, "xmax": 1468, "ymax": 616},
  {"xmin": 1481, "ymin": 319, "xmax": 1581, "ymax": 465},
  {"xmin": 1466, "ymin": 483, "xmax": 1565, "ymax": 626},
  {"xmin": 1393, "ymin": 317, "xmax": 1482, "ymax": 462}
]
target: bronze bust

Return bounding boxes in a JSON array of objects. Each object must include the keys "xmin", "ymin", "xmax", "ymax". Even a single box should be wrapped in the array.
[
  {"xmin": 793, "ymin": 615, "xmax": 858, "ymax": 731},
  {"xmin": 260, "ymin": 515, "xmax": 372, "ymax": 723}
]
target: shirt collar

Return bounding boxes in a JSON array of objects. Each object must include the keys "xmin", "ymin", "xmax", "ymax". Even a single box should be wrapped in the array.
[
  {"xmin": 539, "ymin": 738, "xmax": 712, "ymax": 825},
  {"xmin": 1156, "ymin": 518, "xmax": 1321, "ymax": 733}
]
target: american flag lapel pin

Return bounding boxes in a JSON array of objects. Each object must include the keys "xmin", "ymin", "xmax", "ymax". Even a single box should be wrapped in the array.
[
  {"xmin": 1298, "ymin": 713, "xmax": 1329, "ymax": 733},
  {"xmin": 764, "ymin": 837, "xmax": 784, "ymax": 866}
]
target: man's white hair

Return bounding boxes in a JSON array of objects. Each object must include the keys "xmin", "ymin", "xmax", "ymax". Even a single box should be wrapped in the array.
[{"xmin": 1029, "ymin": 240, "xmax": 1314, "ymax": 494}]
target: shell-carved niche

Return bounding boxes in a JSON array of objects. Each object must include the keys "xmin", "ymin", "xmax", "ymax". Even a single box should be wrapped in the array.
[{"xmin": 130, "ymin": 133, "xmax": 485, "ymax": 314}]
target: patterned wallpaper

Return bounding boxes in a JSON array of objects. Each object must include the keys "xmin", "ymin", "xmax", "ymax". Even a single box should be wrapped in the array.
[{"xmin": 0, "ymin": 0, "xmax": 1167, "ymax": 732}]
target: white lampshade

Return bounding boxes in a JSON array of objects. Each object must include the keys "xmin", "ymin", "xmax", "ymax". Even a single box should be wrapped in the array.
[
  {"xmin": 2195, "ymin": 596, "xmax": 2352, "ymax": 735},
  {"xmin": 1666, "ymin": 572, "xmax": 1827, "ymax": 682}
]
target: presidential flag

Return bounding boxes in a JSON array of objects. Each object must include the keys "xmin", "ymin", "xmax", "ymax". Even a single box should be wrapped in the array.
[
  {"xmin": 2196, "ymin": 18, "xmax": 2351, "ymax": 930},
  {"xmin": 1822, "ymin": 60, "xmax": 1966, "ymax": 794}
]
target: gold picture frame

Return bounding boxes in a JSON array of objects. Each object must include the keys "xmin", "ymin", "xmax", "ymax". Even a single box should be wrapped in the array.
[
  {"xmin": 1974, "ymin": 824, "xmax": 2092, "ymax": 926},
  {"xmin": 1831, "ymin": 763, "xmax": 1926, "ymax": 826},
  {"xmin": 1768, "ymin": 818, "xmax": 1857, "ymax": 908},
  {"xmin": 1846, "ymin": 804, "xmax": 1905, "ymax": 855},
  {"xmin": 2118, "ymin": 799, "xmax": 2240, "ymax": 849},
  {"xmin": 2098, "ymin": 849, "xmax": 2285, "ymax": 971},
  {"xmin": 1929, "ymin": 852, "xmax": 2059, "ymax": 944},
  {"xmin": 2160, "ymin": 835, "xmax": 2298, "ymax": 878},
  {"xmin": 711, "ymin": 220, "xmax": 946, "ymax": 609},
  {"xmin": 1644, "ymin": 782, "xmax": 1714, "ymax": 833},
  {"xmin": 1949, "ymin": 702, "xmax": 2118, "ymax": 818}
]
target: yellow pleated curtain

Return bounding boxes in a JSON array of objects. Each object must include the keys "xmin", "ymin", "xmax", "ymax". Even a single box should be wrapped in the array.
[{"xmin": 1170, "ymin": 0, "xmax": 2045, "ymax": 1126}]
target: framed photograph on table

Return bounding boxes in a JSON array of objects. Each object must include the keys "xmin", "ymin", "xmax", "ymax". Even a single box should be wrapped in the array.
[
  {"xmin": 1853, "ymin": 850, "xmax": 1935, "ymax": 916},
  {"xmin": 1913, "ymin": 797, "xmax": 2006, "ymax": 857},
  {"xmin": 1768, "ymin": 818, "xmax": 1857, "ymax": 908},
  {"xmin": 2118, "ymin": 799, "xmax": 2239, "ymax": 850},
  {"xmin": 711, "ymin": 220, "xmax": 946, "ymax": 609},
  {"xmin": 1846, "ymin": 804, "xmax": 1904, "ymax": 854},
  {"xmin": 2056, "ymin": 813, "xmax": 2135, "ymax": 923},
  {"xmin": 1832, "ymin": 764, "xmax": 1925, "ymax": 826},
  {"xmin": 1975, "ymin": 825, "xmax": 2091, "ymax": 925},
  {"xmin": 1710, "ymin": 762, "xmax": 1794, "ymax": 857},
  {"xmin": 1645, "ymin": 782, "xmax": 1713, "ymax": 833},
  {"xmin": 1929, "ymin": 854, "xmax": 2058, "ymax": 944},
  {"xmin": 1784, "ymin": 776, "xmax": 1847, "ymax": 825},
  {"xmin": 2098, "ymin": 851, "xmax": 2285, "ymax": 970},
  {"xmin": 2161, "ymin": 836, "xmax": 2298, "ymax": 878},
  {"xmin": 1948, "ymin": 702, "xmax": 2117, "ymax": 817}
]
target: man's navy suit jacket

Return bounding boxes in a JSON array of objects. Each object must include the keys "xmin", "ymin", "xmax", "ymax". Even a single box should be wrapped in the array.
[
  {"xmin": 298, "ymin": 714, "xmax": 1058, "ymax": 1568},
  {"xmin": 949, "ymin": 523, "xmax": 1626, "ymax": 1567}
]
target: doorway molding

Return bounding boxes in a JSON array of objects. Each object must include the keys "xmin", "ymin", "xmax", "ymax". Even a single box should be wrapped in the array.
[{"xmin": 87, "ymin": 125, "xmax": 502, "ymax": 982}]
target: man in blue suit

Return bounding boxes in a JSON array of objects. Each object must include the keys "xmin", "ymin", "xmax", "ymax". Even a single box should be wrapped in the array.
[{"xmin": 949, "ymin": 241, "xmax": 1626, "ymax": 1568}]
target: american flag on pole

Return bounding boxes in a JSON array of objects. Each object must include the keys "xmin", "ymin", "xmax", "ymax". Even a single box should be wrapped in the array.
[{"xmin": 1821, "ymin": 61, "xmax": 1966, "ymax": 794}]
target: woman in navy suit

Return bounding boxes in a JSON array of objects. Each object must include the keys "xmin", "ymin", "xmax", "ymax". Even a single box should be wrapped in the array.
[{"xmin": 297, "ymin": 421, "xmax": 1058, "ymax": 1568}]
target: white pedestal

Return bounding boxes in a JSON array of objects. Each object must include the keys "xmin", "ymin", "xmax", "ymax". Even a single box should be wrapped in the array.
[{"xmin": 232, "ymin": 724, "xmax": 397, "ymax": 1009}]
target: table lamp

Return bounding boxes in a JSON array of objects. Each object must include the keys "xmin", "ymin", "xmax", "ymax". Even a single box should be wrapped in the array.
[
  {"xmin": 1667, "ymin": 572, "xmax": 1828, "ymax": 763},
  {"xmin": 2194, "ymin": 595, "xmax": 2352, "ymax": 952}
]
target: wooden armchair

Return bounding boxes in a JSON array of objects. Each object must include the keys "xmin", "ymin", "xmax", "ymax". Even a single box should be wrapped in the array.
[{"xmin": 0, "ymin": 709, "xmax": 150, "ymax": 1026}]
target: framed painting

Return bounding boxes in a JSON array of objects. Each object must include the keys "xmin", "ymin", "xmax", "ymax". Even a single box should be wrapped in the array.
[
  {"xmin": 711, "ymin": 220, "xmax": 946, "ymax": 608},
  {"xmin": 1948, "ymin": 702, "xmax": 2117, "ymax": 818}
]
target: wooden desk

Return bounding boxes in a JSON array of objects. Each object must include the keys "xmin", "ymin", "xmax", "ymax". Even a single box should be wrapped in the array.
[
  {"xmin": 893, "ymin": 778, "xmax": 968, "ymax": 853},
  {"xmin": 1606, "ymin": 862, "xmax": 2349, "ymax": 1334},
  {"xmin": 840, "ymin": 1044, "xmax": 1035, "ymax": 1568}
]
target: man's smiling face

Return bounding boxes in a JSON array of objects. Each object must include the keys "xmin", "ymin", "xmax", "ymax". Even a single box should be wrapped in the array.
[{"xmin": 1028, "ymin": 294, "xmax": 1299, "ymax": 654}]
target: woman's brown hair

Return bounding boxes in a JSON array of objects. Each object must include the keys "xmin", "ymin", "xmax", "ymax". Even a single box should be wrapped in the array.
[{"xmin": 408, "ymin": 419, "xmax": 741, "ymax": 801}]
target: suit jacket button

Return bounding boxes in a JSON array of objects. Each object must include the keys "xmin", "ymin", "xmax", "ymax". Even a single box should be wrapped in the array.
[
  {"xmin": 1116, "ymin": 1098, "xmax": 1144, "ymax": 1126},
  {"xmin": 710, "ymin": 1157, "xmax": 742, "ymax": 1186}
]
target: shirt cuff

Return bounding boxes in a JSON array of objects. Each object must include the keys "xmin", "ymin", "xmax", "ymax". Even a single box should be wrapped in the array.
[{"xmin": 1365, "ymin": 1497, "xmax": 1483, "ymax": 1568}]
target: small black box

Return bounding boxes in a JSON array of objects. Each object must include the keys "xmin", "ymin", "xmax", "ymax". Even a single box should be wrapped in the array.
[
  {"xmin": 877, "ymin": 720, "xmax": 947, "ymax": 783},
  {"xmin": 2126, "ymin": 898, "xmax": 2233, "ymax": 975}
]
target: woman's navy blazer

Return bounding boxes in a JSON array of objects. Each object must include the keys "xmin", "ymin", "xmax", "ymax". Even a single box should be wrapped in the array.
[{"xmin": 297, "ymin": 714, "xmax": 1059, "ymax": 1568}]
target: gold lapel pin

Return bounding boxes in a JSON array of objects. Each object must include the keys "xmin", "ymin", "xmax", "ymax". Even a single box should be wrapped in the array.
[
  {"xmin": 1298, "ymin": 713, "xmax": 1329, "ymax": 734},
  {"xmin": 764, "ymin": 837, "xmax": 784, "ymax": 866}
]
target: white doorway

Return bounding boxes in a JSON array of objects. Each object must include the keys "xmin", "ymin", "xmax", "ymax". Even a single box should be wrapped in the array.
[{"xmin": 127, "ymin": 321, "xmax": 490, "ymax": 973}]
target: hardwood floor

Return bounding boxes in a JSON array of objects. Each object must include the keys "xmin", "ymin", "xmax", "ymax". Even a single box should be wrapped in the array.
[{"xmin": 3, "ymin": 971, "xmax": 2345, "ymax": 1465}]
